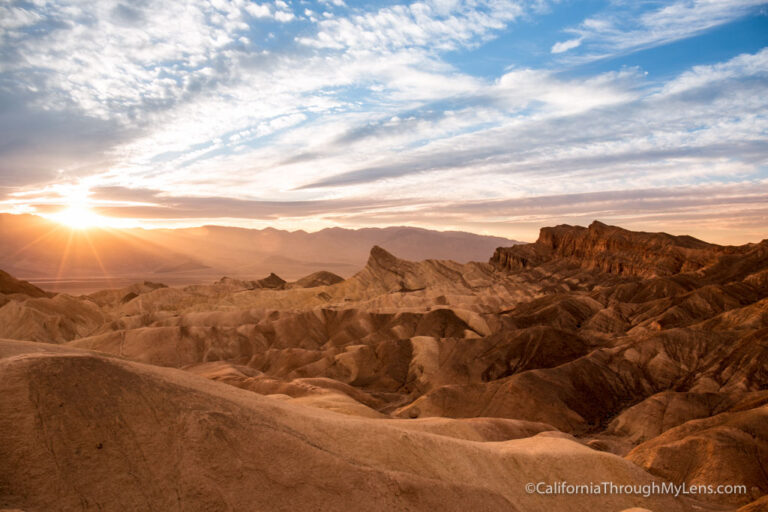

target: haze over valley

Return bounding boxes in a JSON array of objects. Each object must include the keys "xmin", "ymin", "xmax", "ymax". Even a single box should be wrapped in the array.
[{"xmin": 0, "ymin": 213, "xmax": 520, "ymax": 293}]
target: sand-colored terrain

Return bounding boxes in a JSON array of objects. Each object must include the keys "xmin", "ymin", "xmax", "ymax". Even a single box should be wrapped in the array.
[{"xmin": 1, "ymin": 220, "xmax": 766, "ymax": 510}]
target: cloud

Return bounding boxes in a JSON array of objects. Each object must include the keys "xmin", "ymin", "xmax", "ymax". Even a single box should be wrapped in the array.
[
  {"xmin": 551, "ymin": 37, "xmax": 581, "ymax": 54},
  {"xmin": 110, "ymin": 4, "xmax": 145, "ymax": 26},
  {"xmin": 658, "ymin": 47, "xmax": 768, "ymax": 96},
  {"xmin": 274, "ymin": 10, "xmax": 295, "ymax": 22},
  {"xmin": 245, "ymin": 4, "xmax": 271, "ymax": 18},
  {"xmin": 84, "ymin": 187, "xmax": 417, "ymax": 220},
  {"xmin": 0, "ymin": 0, "xmax": 254, "ymax": 123},
  {"xmin": 297, "ymin": 0, "xmax": 523, "ymax": 52},
  {"xmin": 0, "ymin": 87, "xmax": 136, "ymax": 186},
  {"xmin": 559, "ymin": 0, "xmax": 766, "ymax": 61},
  {"xmin": 439, "ymin": 182, "xmax": 768, "ymax": 218},
  {"xmin": 292, "ymin": 47, "xmax": 768, "ymax": 193},
  {"xmin": 323, "ymin": 183, "xmax": 768, "ymax": 244},
  {"xmin": 35, "ymin": 182, "xmax": 768, "ymax": 245}
]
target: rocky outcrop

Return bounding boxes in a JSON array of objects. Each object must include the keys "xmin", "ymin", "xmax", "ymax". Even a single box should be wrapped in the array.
[
  {"xmin": 88, "ymin": 281, "xmax": 168, "ymax": 307},
  {"xmin": 214, "ymin": 273, "xmax": 286, "ymax": 290},
  {"xmin": 293, "ymin": 270, "xmax": 344, "ymax": 288},
  {"xmin": 257, "ymin": 272, "xmax": 287, "ymax": 289},
  {"xmin": 0, "ymin": 269, "xmax": 50, "ymax": 298},
  {"xmin": 490, "ymin": 220, "xmax": 737, "ymax": 278},
  {"xmin": 0, "ymin": 294, "xmax": 106, "ymax": 343},
  {"xmin": 627, "ymin": 405, "xmax": 768, "ymax": 505}
]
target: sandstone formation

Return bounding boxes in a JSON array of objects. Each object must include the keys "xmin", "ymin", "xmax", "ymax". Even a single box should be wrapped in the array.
[
  {"xmin": 490, "ymin": 220, "xmax": 736, "ymax": 277},
  {"xmin": 0, "ymin": 269, "xmax": 50, "ymax": 299},
  {"xmin": 0, "ymin": 340, "xmax": 721, "ymax": 512},
  {"xmin": 1, "ymin": 220, "xmax": 766, "ymax": 510}
]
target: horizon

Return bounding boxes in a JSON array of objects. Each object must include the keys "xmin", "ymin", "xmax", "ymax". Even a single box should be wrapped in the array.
[
  {"xmin": 3, "ymin": 210, "xmax": 523, "ymax": 238},
  {"xmin": 4, "ymin": 211, "xmax": 768, "ymax": 248},
  {"xmin": 1, "ymin": 1, "xmax": 767, "ymax": 245}
]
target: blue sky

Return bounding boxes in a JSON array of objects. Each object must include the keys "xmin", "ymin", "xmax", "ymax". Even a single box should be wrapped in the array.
[{"xmin": 0, "ymin": 0, "xmax": 767, "ymax": 242}]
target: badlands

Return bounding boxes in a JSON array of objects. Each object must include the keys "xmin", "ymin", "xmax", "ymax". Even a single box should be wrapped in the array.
[{"xmin": 1, "ymin": 220, "xmax": 767, "ymax": 511}]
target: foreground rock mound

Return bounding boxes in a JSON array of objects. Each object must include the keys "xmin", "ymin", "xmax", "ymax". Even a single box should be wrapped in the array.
[{"xmin": 0, "ymin": 341, "xmax": 703, "ymax": 512}]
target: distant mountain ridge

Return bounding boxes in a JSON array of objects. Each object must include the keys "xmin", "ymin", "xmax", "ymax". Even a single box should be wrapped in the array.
[{"xmin": 0, "ymin": 214, "xmax": 522, "ymax": 283}]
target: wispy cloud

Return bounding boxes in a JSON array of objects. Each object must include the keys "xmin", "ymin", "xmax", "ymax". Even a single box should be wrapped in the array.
[
  {"xmin": 557, "ymin": 0, "xmax": 767, "ymax": 62},
  {"xmin": 551, "ymin": 37, "xmax": 581, "ymax": 54},
  {"xmin": 297, "ymin": 51, "xmax": 767, "ymax": 193}
]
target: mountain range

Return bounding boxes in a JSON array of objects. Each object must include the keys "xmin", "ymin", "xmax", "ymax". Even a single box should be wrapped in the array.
[{"xmin": 0, "ymin": 213, "xmax": 520, "ymax": 292}]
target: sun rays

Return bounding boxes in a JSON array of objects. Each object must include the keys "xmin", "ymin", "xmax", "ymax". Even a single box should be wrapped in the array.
[{"xmin": 8, "ymin": 210, "xmax": 125, "ymax": 289}]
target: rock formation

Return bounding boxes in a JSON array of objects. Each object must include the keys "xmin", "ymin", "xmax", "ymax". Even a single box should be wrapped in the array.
[
  {"xmin": 490, "ymin": 220, "xmax": 737, "ymax": 277},
  {"xmin": 0, "ymin": 269, "xmax": 50, "ymax": 298},
  {"xmin": 1, "ymin": 220, "xmax": 766, "ymax": 510}
]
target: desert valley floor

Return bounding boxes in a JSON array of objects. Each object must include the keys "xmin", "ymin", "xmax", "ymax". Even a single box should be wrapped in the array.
[{"xmin": 1, "ymin": 221, "xmax": 767, "ymax": 511}]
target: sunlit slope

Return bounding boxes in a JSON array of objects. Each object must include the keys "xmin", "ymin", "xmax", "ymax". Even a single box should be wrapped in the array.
[{"xmin": 0, "ymin": 340, "xmax": 707, "ymax": 512}]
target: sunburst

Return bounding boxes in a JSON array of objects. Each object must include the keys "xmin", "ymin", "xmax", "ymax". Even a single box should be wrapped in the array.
[{"xmin": 50, "ymin": 204, "xmax": 106, "ymax": 230}]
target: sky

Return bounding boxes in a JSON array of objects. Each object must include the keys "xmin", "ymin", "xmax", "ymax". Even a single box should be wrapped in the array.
[{"xmin": 0, "ymin": 0, "xmax": 767, "ymax": 243}]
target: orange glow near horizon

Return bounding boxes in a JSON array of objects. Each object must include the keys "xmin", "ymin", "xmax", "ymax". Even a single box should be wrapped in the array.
[{"xmin": 2, "ymin": 206, "xmax": 762, "ymax": 246}]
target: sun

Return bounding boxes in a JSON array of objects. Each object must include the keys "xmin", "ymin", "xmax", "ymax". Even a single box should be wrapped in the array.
[{"xmin": 51, "ymin": 205, "xmax": 106, "ymax": 229}]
